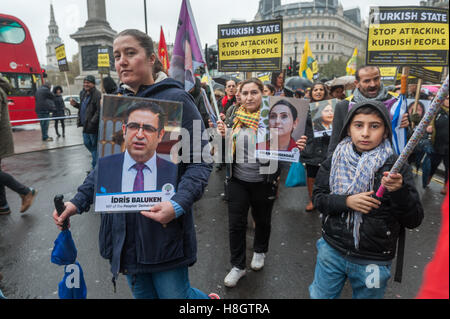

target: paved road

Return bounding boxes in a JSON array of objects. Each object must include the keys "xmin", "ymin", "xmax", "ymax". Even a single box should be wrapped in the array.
[{"xmin": 0, "ymin": 143, "xmax": 446, "ymax": 299}]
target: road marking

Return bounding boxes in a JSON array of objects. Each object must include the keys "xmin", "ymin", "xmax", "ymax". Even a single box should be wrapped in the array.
[{"xmin": 412, "ymin": 169, "xmax": 445, "ymax": 186}]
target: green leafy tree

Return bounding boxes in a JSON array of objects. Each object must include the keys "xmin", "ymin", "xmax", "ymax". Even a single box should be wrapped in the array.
[{"xmin": 318, "ymin": 57, "xmax": 347, "ymax": 80}]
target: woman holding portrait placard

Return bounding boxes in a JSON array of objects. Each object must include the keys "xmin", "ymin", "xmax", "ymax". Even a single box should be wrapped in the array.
[
  {"xmin": 216, "ymin": 78, "xmax": 307, "ymax": 288},
  {"xmin": 300, "ymin": 82, "xmax": 332, "ymax": 212}
]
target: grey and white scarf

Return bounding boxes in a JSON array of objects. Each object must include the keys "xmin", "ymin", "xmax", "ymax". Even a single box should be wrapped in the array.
[
  {"xmin": 353, "ymin": 83, "xmax": 391, "ymax": 104},
  {"xmin": 330, "ymin": 137, "xmax": 394, "ymax": 249}
]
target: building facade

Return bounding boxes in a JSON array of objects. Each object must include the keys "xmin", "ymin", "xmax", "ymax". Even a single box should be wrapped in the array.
[
  {"xmin": 254, "ymin": 0, "xmax": 367, "ymax": 68},
  {"xmin": 45, "ymin": 4, "xmax": 63, "ymax": 70},
  {"xmin": 419, "ymin": 0, "xmax": 449, "ymax": 8}
]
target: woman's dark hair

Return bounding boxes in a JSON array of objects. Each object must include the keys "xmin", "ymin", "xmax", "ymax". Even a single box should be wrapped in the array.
[
  {"xmin": 115, "ymin": 29, "xmax": 155, "ymax": 57},
  {"xmin": 52, "ymin": 85, "xmax": 63, "ymax": 94},
  {"xmin": 240, "ymin": 78, "xmax": 264, "ymax": 93},
  {"xmin": 103, "ymin": 76, "xmax": 117, "ymax": 94},
  {"xmin": 264, "ymin": 83, "xmax": 275, "ymax": 95},
  {"xmin": 312, "ymin": 100, "xmax": 334, "ymax": 123},
  {"xmin": 408, "ymin": 101, "xmax": 425, "ymax": 116},
  {"xmin": 330, "ymin": 85, "xmax": 344, "ymax": 94},
  {"xmin": 271, "ymin": 71, "xmax": 284, "ymax": 88},
  {"xmin": 310, "ymin": 82, "xmax": 329, "ymax": 102},
  {"xmin": 270, "ymin": 99, "xmax": 298, "ymax": 121}
]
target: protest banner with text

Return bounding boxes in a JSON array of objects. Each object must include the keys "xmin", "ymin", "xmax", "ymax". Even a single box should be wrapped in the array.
[
  {"xmin": 367, "ymin": 6, "xmax": 449, "ymax": 66},
  {"xmin": 55, "ymin": 44, "xmax": 69, "ymax": 72},
  {"xmin": 218, "ymin": 19, "xmax": 283, "ymax": 72}
]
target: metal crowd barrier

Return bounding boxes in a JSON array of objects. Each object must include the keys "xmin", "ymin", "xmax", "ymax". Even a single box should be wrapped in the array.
[{"xmin": 10, "ymin": 115, "xmax": 78, "ymax": 124}]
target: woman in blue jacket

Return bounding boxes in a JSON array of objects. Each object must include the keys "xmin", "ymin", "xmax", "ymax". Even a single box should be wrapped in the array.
[{"xmin": 52, "ymin": 29, "xmax": 217, "ymax": 299}]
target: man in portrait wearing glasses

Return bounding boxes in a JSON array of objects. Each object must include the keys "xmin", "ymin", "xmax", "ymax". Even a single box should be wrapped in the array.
[{"xmin": 95, "ymin": 101, "xmax": 178, "ymax": 201}]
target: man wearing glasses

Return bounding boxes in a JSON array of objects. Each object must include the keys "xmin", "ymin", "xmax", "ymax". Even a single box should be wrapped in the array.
[{"xmin": 95, "ymin": 101, "xmax": 178, "ymax": 203}]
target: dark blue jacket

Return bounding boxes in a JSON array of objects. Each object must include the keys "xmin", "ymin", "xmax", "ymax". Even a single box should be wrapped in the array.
[{"xmin": 70, "ymin": 79, "xmax": 212, "ymax": 277}]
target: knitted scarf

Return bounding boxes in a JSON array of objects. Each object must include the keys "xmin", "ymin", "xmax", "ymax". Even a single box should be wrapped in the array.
[
  {"xmin": 230, "ymin": 105, "xmax": 261, "ymax": 157},
  {"xmin": 353, "ymin": 83, "xmax": 391, "ymax": 104},
  {"xmin": 330, "ymin": 137, "xmax": 394, "ymax": 249}
]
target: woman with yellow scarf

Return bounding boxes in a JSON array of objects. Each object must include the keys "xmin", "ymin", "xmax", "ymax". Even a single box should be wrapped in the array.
[{"xmin": 216, "ymin": 78, "xmax": 307, "ymax": 288}]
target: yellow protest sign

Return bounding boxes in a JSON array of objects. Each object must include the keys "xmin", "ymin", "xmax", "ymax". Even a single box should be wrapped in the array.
[
  {"xmin": 98, "ymin": 47, "xmax": 110, "ymax": 74},
  {"xmin": 367, "ymin": 7, "xmax": 449, "ymax": 66},
  {"xmin": 55, "ymin": 44, "xmax": 69, "ymax": 72},
  {"xmin": 55, "ymin": 44, "xmax": 66, "ymax": 60},
  {"xmin": 218, "ymin": 19, "xmax": 283, "ymax": 72}
]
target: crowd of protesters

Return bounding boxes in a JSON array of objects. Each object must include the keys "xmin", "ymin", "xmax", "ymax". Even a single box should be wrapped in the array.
[{"xmin": 0, "ymin": 31, "xmax": 448, "ymax": 300}]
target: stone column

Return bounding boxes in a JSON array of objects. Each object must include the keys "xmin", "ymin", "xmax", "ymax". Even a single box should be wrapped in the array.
[{"xmin": 70, "ymin": 0, "xmax": 118, "ymax": 91}]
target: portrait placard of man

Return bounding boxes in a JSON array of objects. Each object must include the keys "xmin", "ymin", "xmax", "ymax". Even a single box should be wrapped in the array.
[{"xmin": 95, "ymin": 97, "xmax": 182, "ymax": 213}]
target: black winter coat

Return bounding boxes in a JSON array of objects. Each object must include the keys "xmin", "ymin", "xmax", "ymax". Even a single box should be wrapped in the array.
[
  {"xmin": 53, "ymin": 95, "xmax": 66, "ymax": 117},
  {"xmin": 433, "ymin": 109, "xmax": 449, "ymax": 155},
  {"xmin": 300, "ymin": 110, "xmax": 330, "ymax": 167},
  {"xmin": 35, "ymin": 86, "xmax": 56, "ymax": 113},
  {"xmin": 313, "ymin": 153, "xmax": 423, "ymax": 262},
  {"xmin": 73, "ymin": 87, "xmax": 101, "ymax": 134}
]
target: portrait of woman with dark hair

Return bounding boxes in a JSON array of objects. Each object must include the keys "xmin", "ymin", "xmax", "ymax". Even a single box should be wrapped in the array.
[
  {"xmin": 311, "ymin": 100, "xmax": 336, "ymax": 137},
  {"xmin": 266, "ymin": 99, "xmax": 300, "ymax": 151}
]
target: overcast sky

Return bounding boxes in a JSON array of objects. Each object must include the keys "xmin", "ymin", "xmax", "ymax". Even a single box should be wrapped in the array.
[{"xmin": 2, "ymin": 0, "xmax": 422, "ymax": 64}]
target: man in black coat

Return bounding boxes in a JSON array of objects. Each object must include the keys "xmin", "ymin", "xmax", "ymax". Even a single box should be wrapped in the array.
[
  {"xmin": 35, "ymin": 82, "xmax": 56, "ymax": 141},
  {"xmin": 70, "ymin": 75, "xmax": 102, "ymax": 170}
]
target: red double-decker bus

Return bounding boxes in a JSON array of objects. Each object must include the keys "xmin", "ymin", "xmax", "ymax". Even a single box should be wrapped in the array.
[{"xmin": 0, "ymin": 14, "xmax": 44, "ymax": 126}]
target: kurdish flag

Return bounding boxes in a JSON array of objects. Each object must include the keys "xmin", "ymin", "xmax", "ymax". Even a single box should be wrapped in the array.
[
  {"xmin": 346, "ymin": 48, "xmax": 358, "ymax": 76},
  {"xmin": 299, "ymin": 37, "xmax": 318, "ymax": 81},
  {"xmin": 169, "ymin": 0, "xmax": 205, "ymax": 92}
]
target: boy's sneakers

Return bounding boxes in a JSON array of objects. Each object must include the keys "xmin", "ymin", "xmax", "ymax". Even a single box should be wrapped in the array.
[
  {"xmin": 208, "ymin": 293, "xmax": 220, "ymax": 299},
  {"xmin": 250, "ymin": 252, "xmax": 266, "ymax": 271},
  {"xmin": 224, "ymin": 267, "xmax": 246, "ymax": 288},
  {"xmin": 20, "ymin": 188, "xmax": 37, "ymax": 213}
]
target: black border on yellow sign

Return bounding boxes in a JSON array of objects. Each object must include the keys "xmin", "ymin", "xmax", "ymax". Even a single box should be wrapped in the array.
[
  {"xmin": 367, "ymin": 6, "xmax": 449, "ymax": 67},
  {"xmin": 217, "ymin": 19, "xmax": 283, "ymax": 72}
]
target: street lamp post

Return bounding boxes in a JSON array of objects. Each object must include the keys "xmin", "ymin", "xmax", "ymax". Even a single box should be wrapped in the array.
[
  {"xmin": 294, "ymin": 38, "xmax": 299, "ymax": 73},
  {"xmin": 144, "ymin": 0, "xmax": 148, "ymax": 34}
]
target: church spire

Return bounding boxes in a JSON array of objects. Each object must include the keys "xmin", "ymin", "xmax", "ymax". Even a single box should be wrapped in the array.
[
  {"xmin": 46, "ymin": 1, "xmax": 62, "ymax": 69},
  {"xmin": 50, "ymin": 2, "xmax": 56, "ymax": 24}
]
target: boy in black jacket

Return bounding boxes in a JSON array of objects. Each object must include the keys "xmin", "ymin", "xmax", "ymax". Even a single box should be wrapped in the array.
[{"xmin": 310, "ymin": 100, "xmax": 423, "ymax": 299}]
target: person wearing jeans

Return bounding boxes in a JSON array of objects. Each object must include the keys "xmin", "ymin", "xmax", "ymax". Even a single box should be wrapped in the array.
[
  {"xmin": 36, "ymin": 112, "xmax": 51, "ymax": 141},
  {"xmin": 70, "ymin": 75, "xmax": 101, "ymax": 170},
  {"xmin": 35, "ymin": 82, "xmax": 55, "ymax": 142},
  {"xmin": 126, "ymin": 267, "xmax": 209, "ymax": 299},
  {"xmin": 309, "ymin": 238, "xmax": 392, "ymax": 299},
  {"xmin": 82, "ymin": 132, "xmax": 98, "ymax": 169}
]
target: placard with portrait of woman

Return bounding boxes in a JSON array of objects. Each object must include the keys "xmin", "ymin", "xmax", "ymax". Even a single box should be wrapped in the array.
[
  {"xmin": 310, "ymin": 99, "xmax": 337, "ymax": 138},
  {"xmin": 256, "ymin": 96, "xmax": 309, "ymax": 163}
]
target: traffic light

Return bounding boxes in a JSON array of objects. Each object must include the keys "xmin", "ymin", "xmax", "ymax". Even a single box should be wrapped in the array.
[
  {"xmin": 293, "ymin": 61, "xmax": 300, "ymax": 74},
  {"xmin": 287, "ymin": 57, "xmax": 293, "ymax": 76},
  {"xmin": 207, "ymin": 48, "xmax": 218, "ymax": 70}
]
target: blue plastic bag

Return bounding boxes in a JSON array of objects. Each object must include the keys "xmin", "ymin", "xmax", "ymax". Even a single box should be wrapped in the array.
[
  {"xmin": 285, "ymin": 162, "xmax": 306, "ymax": 188},
  {"xmin": 51, "ymin": 230, "xmax": 77, "ymax": 266},
  {"xmin": 58, "ymin": 262, "xmax": 87, "ymax": 299}
]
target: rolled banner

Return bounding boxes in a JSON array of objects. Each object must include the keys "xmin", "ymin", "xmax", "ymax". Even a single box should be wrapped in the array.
[{"xmin": 376, "ymin": 75, "xmax": 449, "ymax": 198}]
